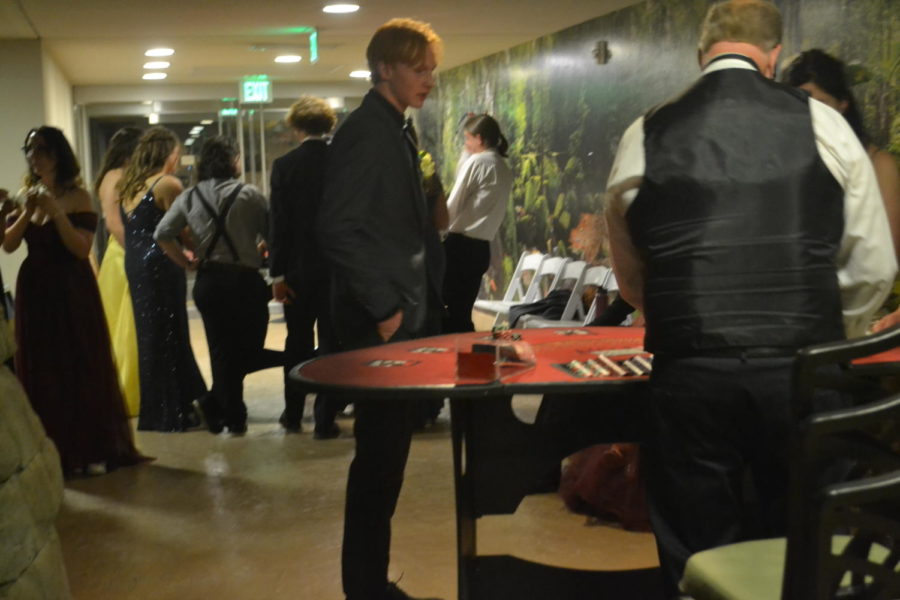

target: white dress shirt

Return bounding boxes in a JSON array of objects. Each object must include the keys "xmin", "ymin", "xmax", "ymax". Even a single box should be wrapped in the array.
[
  {"xmin": 606, "ymin": 56, "xmax": 897, "ymax": 337},
  {"xmin": 446, "ymin": 149, "xmax": 514, "ymax": 241}
]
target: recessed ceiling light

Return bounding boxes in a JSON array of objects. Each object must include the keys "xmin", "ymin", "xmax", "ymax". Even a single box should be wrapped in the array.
[
  {"xmin": 349, "ymin": 70, "xmax": 370, "ymax": 79},
  {"xmin": 148, "ymin": 113, "xmax": 160, "ymax": 124},
  {"xmin": 143, "ymin": 61, "xmax": 170, "ymax": 69},
  {"xmin": 274, "ymin": 55, "xmax": 302, "ymax": 63},
  {"xmin": 323, "ymin": 3, "xmax": 359, "ymax": 14},
  {"xmin": 200, "ymin": 119, "xmax": 214, "ymax": 125},
  {"xmin": 143, "ymin": 72, "xmax": 167, "ymax": 80},
  {"xmin": 145, "ymin": 48, "xmax": 174, "ymax": 57}
]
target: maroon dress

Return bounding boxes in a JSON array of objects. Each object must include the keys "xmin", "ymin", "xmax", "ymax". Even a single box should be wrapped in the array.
[{"xmin": 13, "ymin": 211, "xmax": 147, "ymax": 474}]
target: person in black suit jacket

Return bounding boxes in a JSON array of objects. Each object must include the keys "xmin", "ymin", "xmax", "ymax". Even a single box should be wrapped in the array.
[
  {"xmin": 269, "ymin": 96, "xmax": 344, "ymax": 438},
  {"xmin": 317, "ymin": 18, "xmax": 445, "ymax": 600}
]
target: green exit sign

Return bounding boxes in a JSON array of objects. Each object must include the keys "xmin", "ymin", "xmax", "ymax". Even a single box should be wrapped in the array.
[
  {"xmin": 240, "ymin": 76, "xmax": 272, "ymax": 104},
  {"xmin": 219, "ymin": 108, "xmax": 239, "ymax": 117}
]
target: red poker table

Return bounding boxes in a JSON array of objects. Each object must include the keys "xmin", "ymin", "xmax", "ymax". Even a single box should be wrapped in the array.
[
  {"xmin": 293, "ymin": 327, "xmax": 650, "ymax": 397},
  {"xmin": 290, "ymin": 327, "xmax": 900, "ymax": 600},
  {"xmin": 293, "ymin": 327, "xmax": 661, "ymax": 600}
]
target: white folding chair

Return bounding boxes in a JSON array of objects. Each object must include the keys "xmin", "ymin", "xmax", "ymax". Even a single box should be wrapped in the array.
[
  {"xmin": 473, "ymin": 252, "xmax": 545, "ymax": 323},
  {"xmin": 521, "ymin": 264, "xmax": 610, "ymax": 328},
  {"xmin": 522, "ymin": 255, "xmax": 570, "ymax": 302}
]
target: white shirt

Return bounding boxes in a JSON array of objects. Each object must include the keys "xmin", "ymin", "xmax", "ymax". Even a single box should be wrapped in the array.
[
  {"xmin": 606, "ymin": 57, "xmax": 897, "ymax": 337},
  {"xmin": 446, "ymin": 149, "xmax": 514, "ymax": 241}
]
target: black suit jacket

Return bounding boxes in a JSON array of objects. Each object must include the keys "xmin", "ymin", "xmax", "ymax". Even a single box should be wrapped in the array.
[
  {"xmin": 318, "ymin": 90, "xmax": 443, "ymax": 348},
  {"xmin": 269, "ymin": 138, "xmax": 329, "ymax": 286}
]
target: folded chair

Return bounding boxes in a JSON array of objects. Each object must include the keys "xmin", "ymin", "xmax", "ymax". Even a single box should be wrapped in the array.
[{"xmin": 680, "ymin": 325, "xmax": 900, "ymax": 600}]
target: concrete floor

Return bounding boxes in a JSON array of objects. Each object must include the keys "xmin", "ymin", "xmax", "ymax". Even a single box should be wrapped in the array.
[{"xmin": 57, "ymin": 309, "xmax": 658, "ymax": 600}]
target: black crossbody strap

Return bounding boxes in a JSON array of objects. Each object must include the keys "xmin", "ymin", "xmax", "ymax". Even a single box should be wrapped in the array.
[{"xmin": 195, "ymin": 183, "xmax": 244, "ymax": 262}]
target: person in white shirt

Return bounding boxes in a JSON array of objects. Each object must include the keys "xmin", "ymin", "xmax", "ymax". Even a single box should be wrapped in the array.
[
  {"xmin": 442, "ymin": 114, "xmax": 514, "ymax": 332},
  {"xmin": 604, "ymin": 1, "xmax": 896, "ymax": 596}
]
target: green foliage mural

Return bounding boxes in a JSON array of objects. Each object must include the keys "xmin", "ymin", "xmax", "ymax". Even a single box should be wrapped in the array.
[{"xmin": 417, "ymin": 0, "xmax": 899, "ymax": 300}]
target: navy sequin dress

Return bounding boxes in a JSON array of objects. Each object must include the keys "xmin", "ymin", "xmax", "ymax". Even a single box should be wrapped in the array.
[
  {"xmin": 123, "ymin": 180, "xmax": 207, "ymax": 431},
  {"xmin": 12, "ymin": 211, "xmax": 148, "ymax": 474}
]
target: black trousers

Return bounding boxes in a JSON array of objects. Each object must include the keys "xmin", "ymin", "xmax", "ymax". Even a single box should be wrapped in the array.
[
  {"xmin": 441, "ymin": 233, "xmax": 490, "ymax": 333},
  {"xmin": 281, "ymin": 276, "xmax": 344, "ymax": 429},
  {"xmin": 339, "ymin": 310, "xmax": 440, "ymax": 600},
  {"xmin": 643, "ymin": 354, "xmax": 845, "ymax": 598},
  {"xmin": 192, "ymin": 265, "xmax": 283, "ymax": 429}
]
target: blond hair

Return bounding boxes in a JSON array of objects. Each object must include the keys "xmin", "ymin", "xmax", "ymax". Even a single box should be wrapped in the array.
[
  {"xmin": 285, "ymin": 96, "xmax": 337, "ymax": 135},
  {"xmin": 117, "ymin": 126, "xmax": 179, "ymax": 203},
  {"xmin": 698, "ymin": 0, "xmax": 782, "ymax": 54},
  {"xmin": 366, "ymin": 18, "xmax": 443, "ymax": 84}
]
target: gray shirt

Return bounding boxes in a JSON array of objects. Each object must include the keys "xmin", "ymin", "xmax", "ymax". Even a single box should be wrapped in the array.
[{"xmin": 154, "ymin": 178, "xmax": 269, "ymax": 269}]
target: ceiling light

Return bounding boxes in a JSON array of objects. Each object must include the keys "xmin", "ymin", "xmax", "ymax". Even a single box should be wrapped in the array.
[
  {"xmin": 143, "ymin": 72, "xmax": 167, "ymax": 80},
  {"xmin": 148, "ymin": 113, "xmax": 160, "ymax": 125},
  {"xmin": 349, "ymin": 70, "xmax": 370, "ymax": 79},
  {"xmin": 274, "ymin": 55, "xmax": 302, "ymax": 63},
  {"xmin": 143, "ymin": 61, "xmax": 170, "ymax": 69},
  {"xmin": 185, "ymin": 138, "xmax": 195, "ymax": 146},
  {"xmin": 145, "ymin": 48, "xmax": 175, "ymax": 57},
  {"xmin": 323, "ymin": 3, "xmax": 359, "ymax": 14},
  {"xmin": 200, "ymin": 119, "xmax": 214, "ymax": 125}
]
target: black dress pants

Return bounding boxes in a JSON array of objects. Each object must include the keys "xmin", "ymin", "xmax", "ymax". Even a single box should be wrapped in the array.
[
  {"xmin": 337, "ymin": 314, "xmax": 434, "ymax": 600},
  {"xmin": 281, "ymin": 276, "xmax": 344, "ymax": 430},
  {"xmin": 193, "ymin": 265, "xmax": 282, "ymax": 429},
  {"xmin": 441, "ymin": 233, "xmax": 490, "ymax": 333},
  {"xmin": 643, "ymin": 354, "xmax": 845, "ymax": 598}
]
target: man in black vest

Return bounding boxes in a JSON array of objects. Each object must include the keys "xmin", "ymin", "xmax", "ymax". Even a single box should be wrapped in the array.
[
  {"xmin": 605, "ymin": 0, "xmax": 896, "ymax": 596},
  {"xmin": 317, "ymin": 18, "xmax": 445, "ymax": 600}
]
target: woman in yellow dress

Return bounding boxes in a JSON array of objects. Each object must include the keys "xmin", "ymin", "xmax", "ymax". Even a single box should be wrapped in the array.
[{"xmin": 95, "ymin": 127, "xmax": 143, "ymax": 416}]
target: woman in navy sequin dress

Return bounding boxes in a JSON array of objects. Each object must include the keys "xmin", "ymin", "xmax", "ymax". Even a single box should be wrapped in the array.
[
  {"xmin": 3, "ymin": 126, "xmax": 148, "ymax": 475},
  {"xmin": 119, "ymin": 127, "xmax": 206, "ymax": 431}
]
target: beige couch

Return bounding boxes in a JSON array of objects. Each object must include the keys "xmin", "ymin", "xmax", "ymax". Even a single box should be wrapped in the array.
[{"xmin": 0, "ymin": 324, "xmax": 71, "ymax": 599}]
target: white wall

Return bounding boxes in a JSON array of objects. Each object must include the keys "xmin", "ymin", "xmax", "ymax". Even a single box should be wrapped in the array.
[
  {"xmin": 0, "ymin": 39, "xmax": 45, "ymax": 291},
  {"xmin": 41, "ymin": 46, "xmax": 74, "ymax": 142}
]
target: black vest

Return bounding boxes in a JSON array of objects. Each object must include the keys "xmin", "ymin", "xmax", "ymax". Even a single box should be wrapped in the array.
[{"xmin": 626, "ymin": 61, "xmax": 845, "ymax": 355}]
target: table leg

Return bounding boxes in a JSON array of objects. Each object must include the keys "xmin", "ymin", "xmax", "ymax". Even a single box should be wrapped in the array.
[{"xmin": 450, "ymin": 397, "xmax": 476, "ymax": 600}]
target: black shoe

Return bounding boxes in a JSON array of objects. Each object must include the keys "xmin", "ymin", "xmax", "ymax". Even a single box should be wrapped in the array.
[
  {"xmin": 383, "ymin": 582, "xmax": 443, "ymax": 600},
  {"xmin": 279, "ymin": 411, "xmax": 301, "ymax": 433},
  {"xmin": 227, "ymin": 421, "xmax": 247, "ymax": 435},
  {"xmin": 192, "ymin": 398, "xmax": 224, "ymax": 434},
  {"xmin": 181, "ymin": 406, "xmax": 203, "ymax": 430},
  {"xmin": 313, "ymin": 422, "xmax": 341, "ymax": 440}
]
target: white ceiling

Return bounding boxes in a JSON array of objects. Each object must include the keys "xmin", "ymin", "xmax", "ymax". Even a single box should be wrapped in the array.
[{"xmin": 2, "ymin": 0, "xmax": 641, "ymax": 87}]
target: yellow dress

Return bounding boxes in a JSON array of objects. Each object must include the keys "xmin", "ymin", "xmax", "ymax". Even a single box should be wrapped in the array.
[{"xmin": 97, "ymin": 236, "xmax": 140, "ymax": 417}]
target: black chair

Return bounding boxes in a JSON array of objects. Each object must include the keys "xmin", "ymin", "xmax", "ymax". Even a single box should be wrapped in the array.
[{"xmin": 680, "ymin": 326, "xmax": 900, "ymax": 600}]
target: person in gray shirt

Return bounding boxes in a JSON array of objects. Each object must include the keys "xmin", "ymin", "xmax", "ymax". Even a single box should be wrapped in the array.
[{"xmin": 155, "ymin": 136, "xmax": 282, "ymax": 434}]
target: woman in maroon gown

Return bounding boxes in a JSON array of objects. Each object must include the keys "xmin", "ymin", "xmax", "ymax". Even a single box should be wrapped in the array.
[{"xmin": 2, "ymin": 126, "xmax": 148, "ymax": 476}]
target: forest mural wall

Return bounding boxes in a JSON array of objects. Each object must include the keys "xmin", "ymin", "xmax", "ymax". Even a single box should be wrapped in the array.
[{"xmin": 418, "ymin": 0, "xmax": 898, "ymax": 301}]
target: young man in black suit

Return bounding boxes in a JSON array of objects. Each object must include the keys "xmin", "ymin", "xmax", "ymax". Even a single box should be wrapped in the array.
[
  {"xmin": 317, "ymin": 18, "xmax": 445, "ymax": 600},
  {"xmin": 269, "ymin": 95, "xmax": 344, "ymax": 439}
]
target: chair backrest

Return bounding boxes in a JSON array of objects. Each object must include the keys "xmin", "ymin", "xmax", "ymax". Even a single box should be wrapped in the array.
[
  {"xmin": 783, "ymin": 326, "xmax": 900, "ymax": 600},
  {"xmin": 522, "ymin": 256, "xmax": 569, "ymax": 303},
  {"xmin": 546, "ymin": 260, "xmax": 588, "ymax": 322},
  {"xmin": 577, "ymin": 266, "xmax": 612, "ymax": 325},
  {"xmin": 502, "ymin": 252, "xmax": 546, "ymax": 303}
]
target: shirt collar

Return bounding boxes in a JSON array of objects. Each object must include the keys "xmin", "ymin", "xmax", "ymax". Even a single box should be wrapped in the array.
[
  {"xmin": 702, "ymin": 53, "xmax": 760, "ymax": 75},
  {"xmin": 299, "ymin": 135, "xmax": 329, "ymax": 146}
]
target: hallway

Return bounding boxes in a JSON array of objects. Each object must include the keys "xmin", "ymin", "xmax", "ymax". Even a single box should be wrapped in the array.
[{"xmin": 57, "ymin": 312, "xmax": 657, "ymax": 599}]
